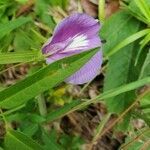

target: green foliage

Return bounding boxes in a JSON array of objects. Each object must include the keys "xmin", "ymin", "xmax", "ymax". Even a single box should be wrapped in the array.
[
  {"xmin": 35, "ymin": 0, "xmax": 56, "ymax": 29},
  {"xmin": 59, "ymin": 134, "xmax": 84, "ymax": 150},
  {"xmin": 5, "ymin": 130, "xmax": 44, "ymax": 150},
  {"xmin": 0, "ymin": 49, "xmax": 99, "ymax": 109},
  {"xmin": 14, "ymin": 29, "xmax": 41, "ymax": 52},
  {"xmin": 0, "ymin": 0, "xmax": 150, "ymax": 149},
  {"xmin": 42, "ymin": 129, "xmax": 83, "ymax": 150},
  {"xmin": 122, "ymin": 0, "xmax": 150, "ymax": 24},
  {"xmin": 46, "ymin": 77, "xmax": 150, "ymax": 123},
  {"xmin": 135, "ymin": 92, "xmax": 150, "ymax": 126},
  {"xmin": 121, "ymin": 128, "xmax": 150, "ymax": 150},
  {"xmin": 42, "ymin": 130, "xmax": 62, "ymax": 150},
  {"xmin": 0, "ymin": 51, "xmax": 40, "ymax": 64},
  {"xmin": 46, "ymin": 100, "xmax": 82, "ymax": 122},
  {"xmin": 139, "ymin": 49, "xmax": 150, "ymax": 78},
  {"xmin": 0, "ymin": 17, "xmax": 31, "ymax": 40},
  {"xmin": 101, "ymin": 6, "xmax": 150, "ymax": 130},
  {"xmin": 101, "ymin": 11, "xmax": 134, "ymax": 55},
  {"xmin": 101, "ymin": 11, "xmax": 142, "ymax": 114}
]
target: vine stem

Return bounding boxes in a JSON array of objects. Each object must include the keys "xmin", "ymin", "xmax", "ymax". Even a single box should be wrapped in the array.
[{"xmin": 37, "ymin": 94, "xmax": 47, "ymax": 117}]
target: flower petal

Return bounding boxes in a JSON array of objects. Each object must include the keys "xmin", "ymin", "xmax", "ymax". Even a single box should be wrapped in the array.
[
  {"xmin": 61, "ymin": 35, "xmax": 101, "ymax": 53},
  {"xmin": 65, "ymin": 50, "xmax": 103, "ymax": 84},
  {"xmin": 46, "ymin": 52, "xmax": 74, "ymax": 64},
  {"xmin": 51, "ymin": 13, "xmax": 101, "ymax": 44},
  {"xmin": 42, "ymin": 13, "xmax": 103, "ymax": 85},
  {"xmin": 42, "ymin": 40, "xmax": 67, "ymax": 54},
  {"xmin": 42, "ymin": 13, "xmax": 101, "ymax": 55}
]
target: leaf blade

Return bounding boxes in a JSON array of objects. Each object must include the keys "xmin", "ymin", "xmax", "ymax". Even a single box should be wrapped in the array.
[
  {"xmin": 0, "ymin": 49, "xmax": 99, "ymax": 109},
  {"xmin": 0, "ymin": 51, "xmax": 40, "ymax": 64},
  {"xmin": 0, "ymin": 17, "xmax": 31, "ymax": 40},
  {"xmin": 5, "ymin": 130, "xmax": 44, "ymax": 150},
  {"xmin": 46, "ymin": 77, "xmax": 150, "ymax": 122}
]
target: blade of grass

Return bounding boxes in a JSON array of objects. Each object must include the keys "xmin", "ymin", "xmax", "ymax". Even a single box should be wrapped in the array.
[
  {"xmin": 0, "ymin": 49, "xmax": 99, "ymax": 109},
  {"xmin": 1, "ymin": 77, "xmax": 149, "ymax": 120},
  {"xmin": 0, "ymin": 104, "xmax": 25, "ymax": 117},
  {"xmin": 91, "ymin": 113, "xmax": 111, "ymax": 147},
  {"xmin": 0, "ymin": 51, "xmax": 43, "ymax": 64},
  {"xmin": 5, "ymin": 130, "xmax": 44, "ymax": 150},
  {"xmin": 88, "ymin": 113, "xmax": 112, "ymax": 150},
  {"xmin": 107, "ymin": 29, "xmax": 150, "ymax": 57},
  {"xmin": 0, "ymin": 17, "xmax": 32, "ymax": 40},
  {"xmin": 134, "ymin": 0, "xmax": 150, "ymax": 22},
  {"xmin": 46, "ymin": 77, "xmax": 150, "ymax": 122},
  {"xmin": 135, "ymin": 33, "xmax": 150, "ymax": 65}
]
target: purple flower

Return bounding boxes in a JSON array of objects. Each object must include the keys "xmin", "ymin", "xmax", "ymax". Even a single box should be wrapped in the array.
[{"xmin": 42, "ymin": 13, "xmax": 102, "ymax": 85}]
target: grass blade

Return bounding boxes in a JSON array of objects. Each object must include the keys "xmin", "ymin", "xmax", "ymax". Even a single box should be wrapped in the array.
[
  {"xmin": 0, "ymin": 51, "xmax": 41, "ymax": 64},
  {"xmin": 107, "ymin": 29, "xmax": 150, "ymax": 57},
  {"xmin": 46, "ymin": 77, "xmax": 150, "ymax": 122},
  {"xmin": 0, "ymin": 17, "xmax": 32, "ymax": 40},
  {"xmin": 0, "ymin": 49, "xmax": 99, "ymax": 109}
]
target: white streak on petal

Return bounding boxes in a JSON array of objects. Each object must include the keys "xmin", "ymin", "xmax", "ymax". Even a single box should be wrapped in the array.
[{"xmin": 63, "ymin": 34, "xmax": 88, "ymax": 52}]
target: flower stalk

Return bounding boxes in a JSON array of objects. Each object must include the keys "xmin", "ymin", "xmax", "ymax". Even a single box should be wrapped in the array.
[{"xmin": 37, "ymin": 94, "xmax": 47, "ymax": 117}]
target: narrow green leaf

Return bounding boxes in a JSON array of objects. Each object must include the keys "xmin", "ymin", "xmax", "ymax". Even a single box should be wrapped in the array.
[
  {"xmin": 92, "ymin": 113, "xmax": 111, "ymax": 142},
  {"xmin": 137, "ymin": 92, "xmax": 150, "ymax": 126},
  {"xmin": 0, "ymin": 17, "xmax": 31, "ymax": 40},
  {"xmin": 121, "ymin": 0, "xmax": 150, "ymax": 24},
  {"xmin": 0, "ymin": 34, "xmax": 13, "ymax": 53},
  {"xmin": 5, "ymin": 130, "xmax": 44, "ymax": 150},
  {"xmin": 46, "ymin": 100, "xmax": 82, "ymax": 122},
  {"xmin": 121, "ymin": 1, "xmax": 148, "ymax": 24},
  {"xmin": 135, "ymin": 33, "xmax": 150, "ymax": 64},
  {"xmin": 0, "ymin": 49, "xmax": 99, "ymax": 109},
  {"xmin": 14, "ymin": 29, "xmax": 38, "ymax": 52},
  {"xmin": 140, "ymin": 33, "xmax": 150, "ymax": 49},
  {"xmin": 139, "ymin": 49, "xmax": 150, "ymax": 79},
  {"xmin": 106, "ymin": 29, "xmax": 150, "ymax": 57},
  {"xmin": 42, "ymin": 131, "xmax": 61, "ymax": 150},
  {"xmin": 22, "ymin": 124, "xmax": 39, "ymax": 137},
  {"xmin": 0, "ymin": 51, "xmax": 40, "ymax": 64},
  {"xmin": 134, "ymin": 0, "xmax": 150, "ymax": 22},
  {"xmin": 46, "ymin": 77, "xmax": 150, "ymax": 122},
  {"xmin": 35, "ymin": 0, "xmax": 55, "ymax": 29}
]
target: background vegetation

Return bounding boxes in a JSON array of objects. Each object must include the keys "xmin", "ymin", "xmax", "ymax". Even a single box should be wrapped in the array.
[{"xmin": 0, "ymin": 0, "xmax": 150, "ymax": 149}]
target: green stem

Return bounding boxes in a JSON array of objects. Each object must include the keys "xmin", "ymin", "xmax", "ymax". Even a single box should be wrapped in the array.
[
  {"xmin": 31, "ymin": 29, "xmax": 47, "ymax": 43},
  {"xmin": 107, "ymin": 29, "xmax": 150, "ymax": 57},
  {"xmin": 0, "ymin": 104, "xmax": 25, "ymax": 117},
  {"xmin": 99, "ymin": 0, "xmax": 105, "ymax": 23},
  {"xmin": 93, "ymin": 113, "xmax": 111, "ymax": 142},
  {"xmin": 37, "ymin": 94, "xmax": 47, "ymax": 117},
  {"xmin": 89, "ymin": 113, "xmax": 111, "ymax": 149}
]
